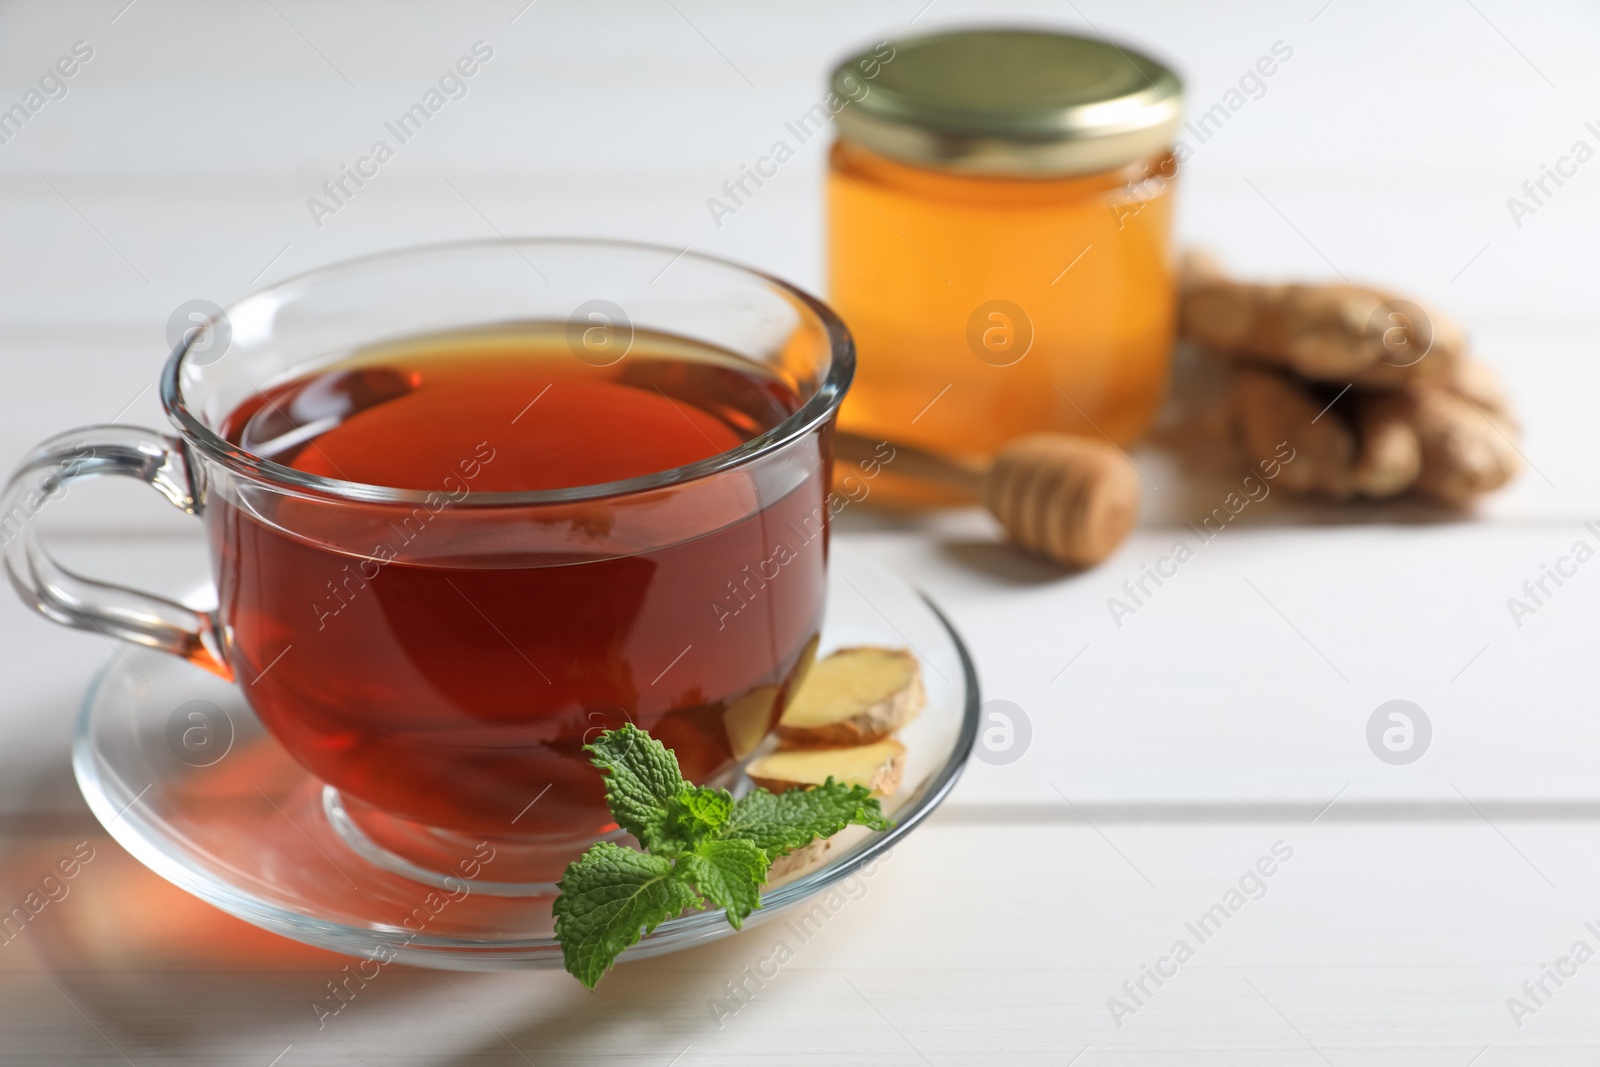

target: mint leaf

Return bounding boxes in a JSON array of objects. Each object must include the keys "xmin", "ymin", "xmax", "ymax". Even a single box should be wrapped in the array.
[
  {"xmin": 584, "ymin": 724, "xmax": 689, "ymax": 853},
  {"xmin": 725, "ymin": 778, "xmax": 891, "ymax": 855},
  {"xmin": 662, "ymin": 786, "xmax": 733, "ymax": 848},
  {"xmin": 554, "ymin": 728, "xmax": 895, "ymax": 988},
  {"xmin": 552, "ymin": 842, "xmax": 701, "ymax": 990},
  {"xmin": 678, "ymin": 838, "xmax": 770, "ymax": 928}
]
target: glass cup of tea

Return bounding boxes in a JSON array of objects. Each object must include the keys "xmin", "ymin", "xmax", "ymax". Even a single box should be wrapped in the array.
[{"xmin": 2, "ymin": 239, "xmax": 853, "ymax": 879}]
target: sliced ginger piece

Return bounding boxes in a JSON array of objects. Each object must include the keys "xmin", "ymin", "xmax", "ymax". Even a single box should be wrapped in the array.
[
  {"xmin": 766, "ymin": 836, "xmax": 834, "ymax": 882},
  {"xmin": 747, "ymin": 738, "xmax": 906, "ymax": 798},
  {"xmin": 723, "ymin": 685, "xmax": 778, "ymax": 760},
  {"xmin": 775, "ymin": 646, "xmax": 923, "ymax": 746}
]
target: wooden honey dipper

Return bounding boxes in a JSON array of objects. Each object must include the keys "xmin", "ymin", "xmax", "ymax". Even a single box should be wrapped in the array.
[{"xmin": 835, "ymin": 431, "xmax": 1140, "ymax": 568}]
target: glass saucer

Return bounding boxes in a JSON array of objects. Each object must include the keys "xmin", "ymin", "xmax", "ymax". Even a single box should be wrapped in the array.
[{"xmin": 71, "ymin": 544, "xmax": 979, "ymax": 971}]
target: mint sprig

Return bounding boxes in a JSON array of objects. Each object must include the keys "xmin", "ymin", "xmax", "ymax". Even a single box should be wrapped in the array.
[{"xmin": 552, "ymin": 724, "xmax": 891, "ymax": 988}]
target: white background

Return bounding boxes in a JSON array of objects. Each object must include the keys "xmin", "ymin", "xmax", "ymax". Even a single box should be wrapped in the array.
[{"xmin": 2, "ymin": 0, "xmax": 1599, "ymax": 1063}]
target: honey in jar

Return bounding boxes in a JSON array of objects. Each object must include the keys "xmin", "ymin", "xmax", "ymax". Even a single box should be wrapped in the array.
[{"xmin": 828, "ymin": 29, "xmax": 1184, "ymax": 503}]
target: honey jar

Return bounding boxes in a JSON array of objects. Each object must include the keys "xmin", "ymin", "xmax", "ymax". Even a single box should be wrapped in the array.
[{"xmin": 828, "ymin": 29, "xmax": 1184, "ymax": 502}]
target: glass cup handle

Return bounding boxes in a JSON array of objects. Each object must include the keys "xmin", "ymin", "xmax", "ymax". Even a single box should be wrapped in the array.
[{"xmin": 1, "ymin": 425, "xmax": 229, "ymax": 679}]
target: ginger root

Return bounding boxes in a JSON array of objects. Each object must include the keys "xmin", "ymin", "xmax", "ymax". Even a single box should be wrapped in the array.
[
  {"xmin": 1350, "ymin": 391, "xmax": 1421, "ymax": 499},
  {"xmin": 1181, "ymin": 254, "xmax": 1520, "ymax": 505},
  {"xmin": 1409, "ymin": 386, "xmax": 1521, "ymax": 504},
  {"xmin": 1183, "ymin": 281, "xmax": 1464, "ymax": 388},
  {"xmin": 1231, "ymin": 368, "xmax": 1356, "ymax": 498}
]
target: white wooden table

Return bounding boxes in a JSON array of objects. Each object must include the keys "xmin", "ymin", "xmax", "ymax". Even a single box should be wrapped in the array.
[{"xmin": 2, "ymin": 1, "xmax": 1599, "ymax": 1062}]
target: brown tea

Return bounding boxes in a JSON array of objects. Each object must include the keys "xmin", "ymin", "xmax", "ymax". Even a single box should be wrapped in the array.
[{"xmin": 206, "ymin": 324, "xmax": 828, "ymax": 837}]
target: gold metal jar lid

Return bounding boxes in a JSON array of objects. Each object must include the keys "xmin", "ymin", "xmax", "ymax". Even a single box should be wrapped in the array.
[{"xmin": 832, "ymin": 28, "xmax": 1182, "ymax": 177}]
